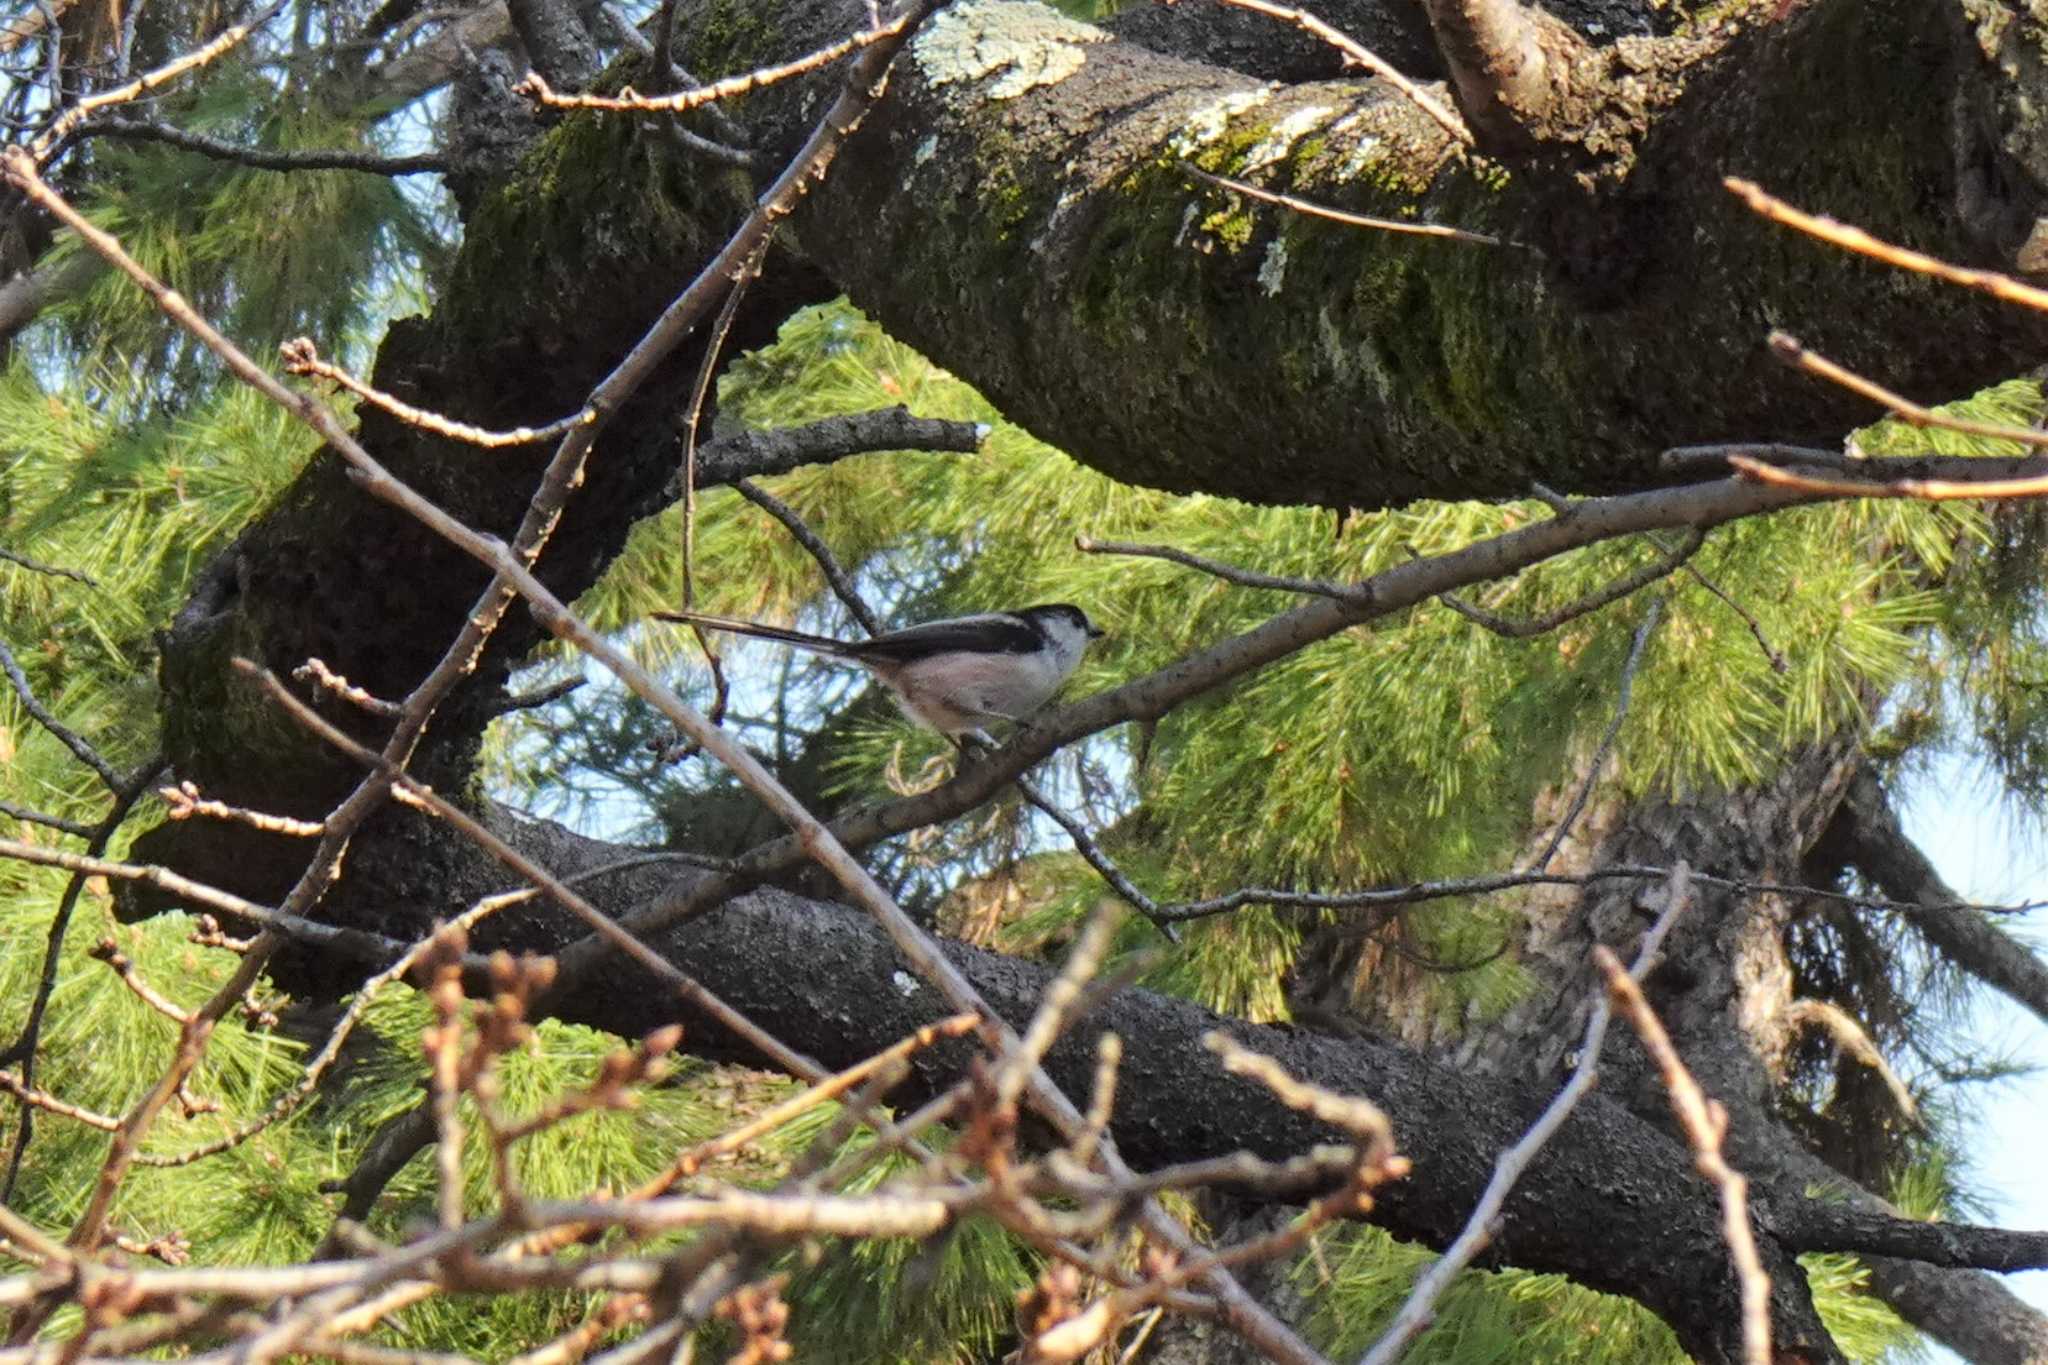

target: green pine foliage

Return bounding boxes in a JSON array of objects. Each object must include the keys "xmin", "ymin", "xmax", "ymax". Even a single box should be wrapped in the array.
[{"xmin": 513, "ymin": 300, "xmax": 2002, "ymax": 1030}]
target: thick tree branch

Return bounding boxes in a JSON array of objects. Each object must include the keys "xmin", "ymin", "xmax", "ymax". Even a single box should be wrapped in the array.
[
  {"xmin": 671, "ymin": 0, "xmax": 2048, "ymax": 510},
  {"xmin": 1830, "ymin": 766, "xmax": 2048, "ymax": 1026},
  {"xmin": 314, "ymin": 805, "xmax": 1828, "ymax": 1362}
]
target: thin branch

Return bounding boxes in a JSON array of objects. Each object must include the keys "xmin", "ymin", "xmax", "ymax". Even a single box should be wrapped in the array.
[
  {"xmin": 1596, "ymin": 941, "xmax": 1771, "ymax": 1365},
  {"xmin": 1358, "ymin": 864, "xmax": 1696, "ymax": 1365},
  {"xmin": 1663, "ymin": 443, "xmax": 1879, "ymax": 473},
  {"xmin": 1182, "ymin": 166, "xmax": 1507, "ymax": 249},
  {"xmin": 282, "ymin": 339, "xmax": 595, "ymax": 449},
  {"xmin": 160, "ymin": 780, "xmax": 325, "ymax": 837},
  {"xmin": 0, "ymin": 800, "xmax": 95, "ymax": 838},
  {"xmin": 645, "ymin": 0, "xmax": 684, "ymax": 97},
  {"xmin": 62, "ymin": 932, "xmax": 274, "ymax": 1255},
  {"xmin": 1205, "ymin": 0, "xmax": 1471, "ymax": 145},
  {"xmin": 82, "ymin": 118, "xmax": 448, "ymax": 174},
  {"xmin": 1726, "ymin": 177, "xmax": 2048, "ymax": 314},
  {"xmin": 480, "ymin": 677, "xmax": 584, "ymax": 717},
  {"xmin": 0, "ymin": 635, "xmax": 124, "ymax": 791},
  {"xmin": 1663, "ymin": 442, "xmax": 2048, "ymax": 492},
  {"xmin": 235, "ymin": 660, "xmax": 822, "ymax": 1083},
  {"xmin": 679, "ymin": 237, "xmax": 766, "ymax": 611},
  {"xmin": 1146, "ymin": 861, "xmax": 2038, "ymax": 925},
  {"xmin": 293, "ymin": 658, "xmax": 403, "ymax": 718},
  {"xmin": 1075, "ymin": 534, "xmax": 1368, "ymax": 602},
  {"xmin": 1764, "ymin": 332, "xmax": 2048, "ymax": 453},
  {"xmin": 29, "ymin": 0, "xmax": 288, "ymax": 158},
  {"xmin": 1782, "ymin": 998, "xmax": 1919, "ymax": 1127},
  {"xmin": 733, "ymin": 479, "xmax": 882, "ymax": 635},
  {"xmin": 516, "ymin": 15, "xmax": 907, "ymax": 115},
  {"xmin": 0, "ymin": 1070, "xmax": 120, "ymax": 1131},
  {"xmin": 89, "ymin": 938, "xmax": 192, "ymax": 1024},
  {"xmin": 1527, "ymin": 598, "xmax": 1661, "ymax": 872},
  {"xmin": 0, "ymin": 545, "xmax": 97, "ymax": 586},
  {"xmin": 1657, "ymin": 540, "xmax": 1787, "ymax": 674},
  {"xmin": 1440, "ymin": 528, "xmax": 1702, "ymax": 638},
  {"xmin": 593, "ymin": 1, "xmax": 752, "ymax": 147},
  {"xmin": 1013, "ymin": 774, "xmax": 1180, "ymax": 945},
  {"xmin": 0, "ymin": 836, "xmax": 413, "ymax": 962},
  {"xmin": 1731, "ymin": 450, "xmax": 2048, "ymax": 503},
  {"xmin": 0, "ymin": 755, "xmax": 162, "ymax": 1206}
]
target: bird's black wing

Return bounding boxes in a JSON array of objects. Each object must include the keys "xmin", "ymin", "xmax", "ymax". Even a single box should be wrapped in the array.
[{"xmin": 848, "ymin": 613, "xmax": 1042, "ymax": 663}]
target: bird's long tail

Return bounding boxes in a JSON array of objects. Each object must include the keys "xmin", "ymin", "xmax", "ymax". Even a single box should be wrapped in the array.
[{"xmin": 652, "ymin": 610, "xmax": 855, "ymax": 658}]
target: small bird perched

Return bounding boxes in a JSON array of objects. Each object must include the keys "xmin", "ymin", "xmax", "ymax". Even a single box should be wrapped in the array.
[{"xmin": 654, "ymin": 604, "xmax": 1105, "ymax": 738}]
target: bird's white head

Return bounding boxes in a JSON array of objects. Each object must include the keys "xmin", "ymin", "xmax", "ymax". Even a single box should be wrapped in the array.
[{"xmin": 1018, "ymin": 603, "xmax": 1105, "ymax": 674}]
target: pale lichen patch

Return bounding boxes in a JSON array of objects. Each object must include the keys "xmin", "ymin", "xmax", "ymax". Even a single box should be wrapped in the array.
[
  {"xmin": 1240, "ymin": 104, "xmax": 1335, "ymax": 172},
  {"xmin": 1258, "ymin": 235, "xmax": 1289, "ymax": 295},
  {"xmin": 1032, "ymin": 186, "xmax": 1086, "ymax": 255},
  {"xmin": 1167, "ymin": 89, "xmax": 1271, "ymax": 158},
  {"xmin": 913, "ymin": 0, "xmax": 1108, "ymax": 101},
  {"xmin": 1339, "ymin": 131, "xmax": 1385, "ymax": 179}
]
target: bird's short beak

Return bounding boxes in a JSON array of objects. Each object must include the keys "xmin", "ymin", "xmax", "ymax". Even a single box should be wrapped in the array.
[{"xmin": 1087, "ymin": 623, "xmax": 1106, "ymax": 639}]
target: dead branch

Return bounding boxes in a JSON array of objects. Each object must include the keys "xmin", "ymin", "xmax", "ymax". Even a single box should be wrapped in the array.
[{"xmin": 1596, "ymin": 942, "xmax": 1772, "ymax": 1365}]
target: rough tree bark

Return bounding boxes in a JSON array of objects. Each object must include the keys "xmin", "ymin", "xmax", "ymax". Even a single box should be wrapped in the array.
[{"xmin": 96, "ymin": 0, "xmax": 2048, "ymax": 1357}]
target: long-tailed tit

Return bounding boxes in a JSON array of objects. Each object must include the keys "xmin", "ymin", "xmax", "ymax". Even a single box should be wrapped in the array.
[{"xmin": 654, "ymin": 604, "xmax": 1104, "ymax": 737}]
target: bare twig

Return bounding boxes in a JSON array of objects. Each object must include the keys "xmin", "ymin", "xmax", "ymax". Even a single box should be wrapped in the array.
[
  {"xmin": 0, "ymin": 545, "xmax": 97, "ymax": 586},
  {"xmin": 1013, "ymin": 774, "xmax": 1181, "ymax": 944},
  {"xmin": 61, "ymin": 937, "xmax": 274, "ymax": 1255},
  {"xmin": 1763, "ymin": 332, "xmax": 2048, "ymax": 454},
  {"xmin": 0, "ymin": 799, "xmax": 95, "ymax": 838},
  {"xmin": 0, "ymin": 635, "xmax": 124, "ymax": 791},
  {"xmin": 1183, "ymin": 166, "xmax": 1506, "ymax": 249},
  {"xmin": 0, "ymin": 1070, "xmax": 120, "ymax": 1131},
  {"xmin": 0, "ymin": 835, "xmax": 405, "ymax": 959},
  {"xmin": 1727, "ymin": 177, "xmax": 2048, "ymax": 314},
  {"xmin": 282, "ymin": 339, "xmax": 596, "ymax": 449},
  {"xmin": 294, "ymin": 658, "xmax": 403, "ymax": 718},
  {"xmin": 1731, "ymin": 449, "xmax": 2048, "ymax": 502},
  {"xmin": 89, "ymin": 938, "xmax": 192, "ymax": 1023},
  {"xmin": 1596, "ymin": 939, "xmax": 1772, "ymax": 1365},
  {"xmin": 82, "ymin": 118, "xmax": 448, "ymax": 174},
  {"xmin": 1204, "ymin": 0, "xmax": 1471, "ymax": 145},
  {"xmin": 1358, "ymin": 864, "xmax": 1695, "ymax": 1365},
  {"xmin": 1076, "ymin": 534, "xmax": 1368, "ymax": 602},
  {"xmin": 1146, "ymin": 861, "xmax": 2034, "ymax": 925},
  {"xmin": 679, "ymin": 237, "xmax": 767, "ymax": 611},
  {"xmin": 733, "ymin": 479, "xmax": 883, "ymax": 635},
  {"xmin": 516, "ymin": 15, "xmax": 908, "ymax": 115},
  {"xmin": 29, "ymin": 0, "xmax": 288, "ymax": 158},
  {"xmin": 1439, "ymin": 528, "xmax": 1702, "ymax": 638},
  {"xmin": 159, "ymin": 780, "xmax": 325, "ymax": 837},
  {"xmin": 481, "ymin": 677, "xmax": 585, "ymax": 717},
  {"xmin": 1663, "ymin": 547, "xmax": 1787, "ymax": 674},
  {"xmin": 1527, "ymin": 598, "xmax": 1661, "ymax": 872}
]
